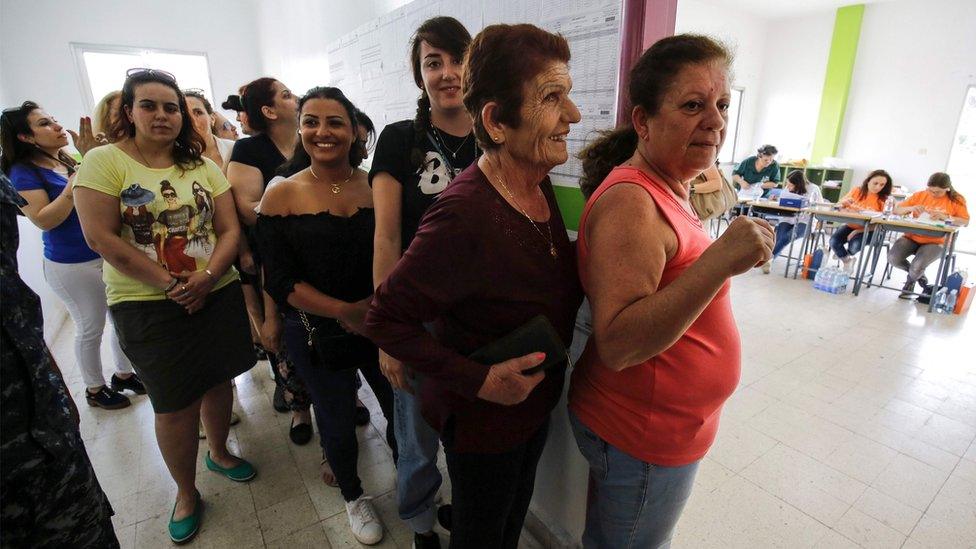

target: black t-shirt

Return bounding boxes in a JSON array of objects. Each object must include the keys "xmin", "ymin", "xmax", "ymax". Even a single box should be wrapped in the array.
[
  {"xmin": 368, "ymin": 119, "xmax": 478, "ymax": 249},
  {"xmin": 229, "ymin": 133, "xmax": 287, "ymax": 187}
]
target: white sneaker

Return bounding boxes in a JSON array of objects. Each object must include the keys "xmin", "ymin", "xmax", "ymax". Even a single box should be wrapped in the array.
[
  {"xmin": 345, "ymin": 495, "xmax": 383, "ymax": 545},
  {"xmin": 761, "ymin": 260, "xmax": 772, "ymax": 274}
]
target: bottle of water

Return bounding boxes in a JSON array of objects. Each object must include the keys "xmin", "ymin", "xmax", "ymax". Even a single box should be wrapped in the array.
[
  {"xmin": 944, "ymin": 289, "xmax": 958, "ymax": 314},
  {"xmin": 813, "ymin": 265, "xmax": 827, "ymax": 291},
  {"xmin": 883, "ymin": 196, "xmax": 895, "ymax": 218},
  {"xmin": 838, "ymin": 269, "xmax": 850, "ymax": 294},
  {"xmin": 933, "ymin": 287, "xmax": 949, "ymax": 313}
]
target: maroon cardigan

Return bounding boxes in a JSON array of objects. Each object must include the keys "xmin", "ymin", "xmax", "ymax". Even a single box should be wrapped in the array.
[{"xmin": 365, "ymin": 163, "xmax": 582, "ymax": 453}]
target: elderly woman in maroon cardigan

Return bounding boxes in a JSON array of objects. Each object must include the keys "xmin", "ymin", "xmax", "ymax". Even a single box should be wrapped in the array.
[{"xmin": 365, "ymin": 23, "xmax": 583, "ymax": 549}]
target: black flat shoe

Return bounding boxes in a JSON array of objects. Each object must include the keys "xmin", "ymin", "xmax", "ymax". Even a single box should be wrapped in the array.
[
  {"xmin": 110, "ymin": 373, "xmax": 146, "ymax": 395},
  {"xmin": 355, "ymin": 405, "xmax": 370, "ymax": 427},
  {"xmin": 273, "ymin": 384, "xmax": 288, "ymax": 413},
  {"xmin": 290, "ymin": 418, "xmax": 312, "ymax": 445},
  {"xmin": 437, "ymin": 504, "xmax": 452, "ymax": 532}
]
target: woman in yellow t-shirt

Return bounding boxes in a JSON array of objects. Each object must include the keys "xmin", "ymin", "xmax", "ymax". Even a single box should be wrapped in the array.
[
  {"xmin": 889, "ymin": 172, "xmax": 969, "ymax": 298},
  {"xmin": 73, "ymin": 69, "xmax": 256, "ymax": 544}
]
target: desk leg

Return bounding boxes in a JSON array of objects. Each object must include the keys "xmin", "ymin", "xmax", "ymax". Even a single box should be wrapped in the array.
[
  {"xmin": 927, "ymin": 233, "xmax": 954, "ymax": 313},
  {"xmin": 784, "ymin": 219, "xmax": 799, "ymax": 278},
  {"xmin": 794, "ymin": 218, "xmax": 814, "ymax": 279},
  {"xmin": 854, "ymin": 225, "xmax": 879, "ymax": 296}
]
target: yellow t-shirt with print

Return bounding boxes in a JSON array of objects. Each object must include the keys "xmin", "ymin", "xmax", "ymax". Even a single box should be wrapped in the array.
[{"xmin": 74, "ymin": 144, "xmax": 238, "ymax": 305}]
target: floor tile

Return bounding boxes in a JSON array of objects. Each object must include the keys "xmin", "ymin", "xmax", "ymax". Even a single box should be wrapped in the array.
[
  {"xmin": 740, "ymin": 444, "xmax": 867, "ymax": 526},
  {"xmin": 833, "ymin": 508, "xmax": 906, "ymax": 548},
  {"xmin": 871, "ymin": 454, "xmax": 950, "ymax": 510},
  {"xmin": 852, "ymin": 487, "xmax": 923, "ymax": 536}
]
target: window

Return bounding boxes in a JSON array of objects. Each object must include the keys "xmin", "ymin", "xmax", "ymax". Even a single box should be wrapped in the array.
[
  {"xmin": 718, "ymin": 87, "xmax": 743, "ymax": 164},
  {"xmin": 947, "ymin": 85, "xmax": 976, "ymax": 253},
  {"xmin": 71, "ymin": 43, "xmax": 216, "ymax": 113}
]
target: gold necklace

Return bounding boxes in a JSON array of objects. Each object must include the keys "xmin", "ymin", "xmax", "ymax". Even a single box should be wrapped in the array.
[
  {"xmin": 310, "ymin": 165, "xmax": 354, "ymax": 194},
  {"xmin": 133, "ymin": 139, "xmax": 154, "ymax": 168},
  {"xmin": 491, "ymin": 162, "xmax": 557, "ymax": 259}
]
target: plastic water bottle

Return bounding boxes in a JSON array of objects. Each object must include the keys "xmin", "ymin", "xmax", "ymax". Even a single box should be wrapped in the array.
[
  {"xmin": 837, "ymin": 270, "xmax": 850, "ymax": 294},
  {"xmin": 814, "ymin": 265, "xmax": 828, "ymax": 291},
  {"xmin": 933, "ymin": 287, "xmax": 949, "ymax": 313},
  {"xmin": 883, "ymin": 196, "xmax": 895, "ymax": 218},
  {"xmin": 944, "ymin": 289, "xmax": 958, "ymax": 314},
  {"xmin": 825, "ymin": 267, "xmax": 838, "ymax": 293}
]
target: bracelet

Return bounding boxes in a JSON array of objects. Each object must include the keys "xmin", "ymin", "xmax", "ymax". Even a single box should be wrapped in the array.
[
  {"xmin": 164, "ymin": 278, "xmax": 180, "ymax": 292},
  {"xmin": 204, "ymin": 269, "xmax": 215, "ymax": 280}
]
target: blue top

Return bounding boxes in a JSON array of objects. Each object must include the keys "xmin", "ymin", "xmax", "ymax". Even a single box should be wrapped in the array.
[{"xmin": 8, "ymin": 163, "xmax": 99, "ymax": 263}]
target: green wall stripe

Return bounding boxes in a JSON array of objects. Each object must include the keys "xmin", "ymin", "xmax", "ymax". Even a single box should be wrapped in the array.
[
  {"xmin": 553, "ymin": 185, "xmax": 586, "ymax": 231},
  {"xmin": 811, "ymin": 4, "xmax": 864, "ymax": 163}
]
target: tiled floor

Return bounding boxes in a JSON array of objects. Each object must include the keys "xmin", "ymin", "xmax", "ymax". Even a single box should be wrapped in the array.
[{"xmin": 53, "ymin": 255, "xmax": 975, "ymax": 548}]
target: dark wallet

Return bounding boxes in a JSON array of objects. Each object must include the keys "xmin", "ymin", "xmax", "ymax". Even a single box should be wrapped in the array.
[{"xmin": 468, "ymin": 315, "xmax": 568, "ymax": 375}]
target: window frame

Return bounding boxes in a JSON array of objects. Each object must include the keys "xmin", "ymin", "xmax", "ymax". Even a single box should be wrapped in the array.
[
  {"xmin": 70, "ymin": 42, "xmax": 215, "ymax": 113},
  {"xmin": 719, "ymin": 86, "xmax": 744, "ymax": 165}
]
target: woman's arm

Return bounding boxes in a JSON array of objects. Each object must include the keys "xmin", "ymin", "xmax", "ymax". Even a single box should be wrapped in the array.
[
  {"xmin": 167, "ymin": 192, "xmax": 241, "ymax": 314},
  {"xmin": 256, "ymin": 182, "xmax": 365, "ymax": 330},
  {"xmin": 74, "ymin": 187, "xmax": 173, "ymax": 289},
  {"xmin": 372, "ymin": 173, "xmax": 404, "ymax": 288},
  {"xmin": 585, "ymin": 184, "xmax": 772, "ymax": 371},
  {"xmin": 226, "ymin": 161, "xmax": 265, "ymax": 226},
  {"xmin": 17, "ymin": 185, "xmax": 74, "ymax": 231}
]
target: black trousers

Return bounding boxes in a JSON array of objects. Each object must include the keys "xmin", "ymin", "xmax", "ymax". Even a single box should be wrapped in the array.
[
  {"xmin": 283, "ymin": 313, "xmax": 397, "ymax": 502},
  {"xmin": 445, "ymin": 420, "xmax": 550, "ymax": 549}
]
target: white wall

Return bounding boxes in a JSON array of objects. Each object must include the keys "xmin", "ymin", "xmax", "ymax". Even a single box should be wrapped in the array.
[
  {"xmin": 0, "ymin": 0, "xmax": 264, "ymax": 340},
  {"xmin": 676, "ymin": 0, "xmax": 769, "ymax": 164},
  {"xmin": 254, "ymin": 0, "xmax": 413, "ymax": 95},
  {"xmin": 752, "ymin": 11, "xmax": 834, "ymax": 162},
  {"xmin": 840, "ymin": 0, "xmax": 976, "ymax": 190}
]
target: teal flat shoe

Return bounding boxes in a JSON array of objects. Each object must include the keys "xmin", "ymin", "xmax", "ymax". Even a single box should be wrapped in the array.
[
  {"xmin": 169, "ymin": 490, "xmax": 202, "ymax": 544},
  {"xmin": 205, "ymin": 452, "xmax": 256, "ymax": 482}
]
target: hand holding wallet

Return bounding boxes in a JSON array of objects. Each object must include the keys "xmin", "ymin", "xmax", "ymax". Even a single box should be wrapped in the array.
[{"xmin": 468, "ymin": 315, "xmax": 568, "ymax": 375}]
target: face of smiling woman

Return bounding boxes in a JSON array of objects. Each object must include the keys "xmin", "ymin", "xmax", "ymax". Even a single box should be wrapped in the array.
[
  {"xmin": 300, "ymin": 98, "xmax": 355, "ymax": 167},
  {"xmin": 500, "ymin": 60, "xmax": 581, "ymax": 172}
]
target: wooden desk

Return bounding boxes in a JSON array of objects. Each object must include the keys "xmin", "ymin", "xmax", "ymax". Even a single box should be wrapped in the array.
[
  {"xmin": 858, "ymin": 216, "xmax": 960, "ymax": 311},
  {"xmin": 792, "ymin": 208, "xmax": 881, "ymax": 294}
]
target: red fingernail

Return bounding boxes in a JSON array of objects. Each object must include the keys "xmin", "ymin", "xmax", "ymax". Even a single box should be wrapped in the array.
[{"xmin": 535, "ymin": 353, "xmax": 546, "ymax": 361}]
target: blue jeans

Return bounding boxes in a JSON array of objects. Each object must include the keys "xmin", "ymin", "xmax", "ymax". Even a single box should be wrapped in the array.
[
  {"xmin": 772, "ymin": 222, "xmax": 807, "ymax": 258},
  {"xmin": 282, "ymin": 312, "xmax": 396, "ymax": 502},
  {"xmin": 830, "ymin": 225, "xmax": 869, "ymax": 259},
  {"xmin": 394, "ymin": 377, "xmax": 442, "ymax": 533},
  {"xmin": 570, "ymin": 412, "xmax": 699, "ymax": 549}
]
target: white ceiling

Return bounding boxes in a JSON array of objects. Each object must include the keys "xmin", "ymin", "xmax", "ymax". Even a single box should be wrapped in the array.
[{"xmin": 699, "ymin": 0, "xmax": 899, "ymax": 20}]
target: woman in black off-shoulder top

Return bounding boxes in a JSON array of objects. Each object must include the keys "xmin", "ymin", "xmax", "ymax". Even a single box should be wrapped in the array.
[{"xmin": 256, "ymin": 87, "xmax": 395, "ymax": 545}]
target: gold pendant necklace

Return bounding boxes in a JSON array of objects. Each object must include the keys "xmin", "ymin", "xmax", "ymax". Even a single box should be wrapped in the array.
[
  {"xmin": 310, "ymin": 166, "xmax": 354, "ymax": 194},
  {"xmin": 491, "ymin": 161, "xmax": 557, "ymax": 259}
]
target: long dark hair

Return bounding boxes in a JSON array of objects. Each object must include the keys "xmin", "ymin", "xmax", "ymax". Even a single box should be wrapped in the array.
[
  {"xmin": 785, "ymin": 170, "xmax": 809, "ymax": 196},
  {"xmin": 1, "ymin": 100, "xmax": 78, "ymax": 176},
  {"xmin": 927, "ymin": 172, "xmax": 962, "ymax": 203},
  {"xmin": 855, "ymin": 169, "xmax": 893, "ymax": 202},
  {"xmin": 409, "ymin": 17, "xmax": 472, "ymax": 169},
  {"xmin": 110, "ymin": 70, "xmax": 204, "ymax": 172},
  {"xmin": 276, "ymin": 87, "xmax": 364, "ymax": 177},
  {"xmin": 240, "ymin": 77, "xmax": 279, "ymax": 134},
  {"xmin": 355, "ymin": 108, "xmax": 376, "ymax": 157},
  {"xmin": 578, "ymin": 34, "xmax": 733, "ymax": 197}
]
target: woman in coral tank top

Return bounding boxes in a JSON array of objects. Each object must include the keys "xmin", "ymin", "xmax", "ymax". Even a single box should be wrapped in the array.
[{"xmin": 570, "ymin": 35, "xmax": 774, "ymax": 548}]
